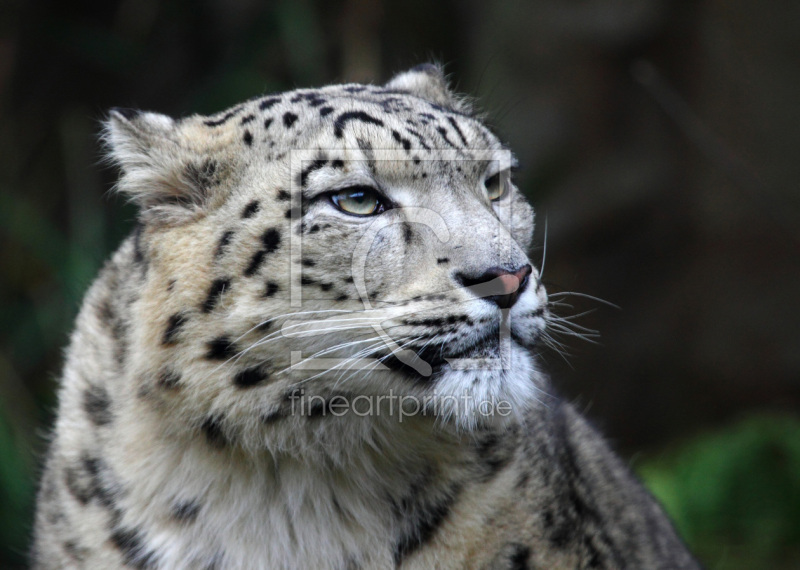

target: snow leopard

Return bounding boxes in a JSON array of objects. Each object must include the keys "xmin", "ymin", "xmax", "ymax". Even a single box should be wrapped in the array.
[{"xmin": 32, "ymin": 64, "xmax": 700, "ymax": 569}]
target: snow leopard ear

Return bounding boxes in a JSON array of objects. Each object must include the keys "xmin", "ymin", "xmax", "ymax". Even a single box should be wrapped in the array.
[
  {"xmin": 105, "ymin": 108, "xmax": 215, "ymax": 224},
  {"xmin": 385, "ymin": 64, "xmax": 472, "ymax": 114}
]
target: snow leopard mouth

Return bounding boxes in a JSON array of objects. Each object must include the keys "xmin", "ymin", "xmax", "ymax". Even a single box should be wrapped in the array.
[{"xmin": 380, "ymin": 321, "xmax": 504, "ymax": 380}]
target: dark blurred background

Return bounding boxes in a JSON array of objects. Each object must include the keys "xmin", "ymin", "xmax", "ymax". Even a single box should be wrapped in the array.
[{"xmin": 1, "ymin": 0, "xmax": 798, "ymax": 567}]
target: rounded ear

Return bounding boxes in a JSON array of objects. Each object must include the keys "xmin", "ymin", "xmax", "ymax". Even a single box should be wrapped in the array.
[
  {"xmin": 384, "ymin": 64, "xmax": 472, "ymax": 114},
  {"xmin": 104, "ymin": 109, "xmax": 212, "ymax": 224}
]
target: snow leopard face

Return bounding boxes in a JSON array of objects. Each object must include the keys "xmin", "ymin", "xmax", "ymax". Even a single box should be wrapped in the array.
[{"xmin": 106, "ymin": 64, "xmax": 547, "ymax": 448}]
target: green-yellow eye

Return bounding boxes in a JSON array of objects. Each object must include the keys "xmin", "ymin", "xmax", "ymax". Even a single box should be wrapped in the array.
[
  {"xmin": 330, "ymin": 186, "xmax": 386, "ymax": 216},
  {"xmin": 484, "ymin": 171, "xmax": 508, "ymax": 201}
]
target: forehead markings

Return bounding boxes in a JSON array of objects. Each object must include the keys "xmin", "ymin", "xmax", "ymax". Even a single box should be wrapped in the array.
[
  {"xmin": 356, "ymin": 138, "xmax": 377, "ymax": 174},
  {"xmin": 404, "ymin": 126, "xmax": 431, "ymax": 151},
  {"xmin": 391, "ymin": 131, "xmax": 412, "ymax": 152},
  {"xmin": 299, "ymin": 158, "xmax": 329, "ymax": 187},
  {"xmin": 446, "ymin": 116, "xmax": 469, "ymax": 147},
  {"xmin": 290, "ymin": 91, "xmax": 327, "ymax": 107},
  {"xmin": 258, "ymin": 97, "xmax": 281, "ymax": 111},
  {"xmin": 333, "ymin": 111, "xmax": 384, "ymax": 138},
  {"xmin": 435, "ymin": 125, "xmax": 458, "ymax": 149},
  {"xmin": 203, "ymin": 104, "xmax": 246, "ymax": 127}
]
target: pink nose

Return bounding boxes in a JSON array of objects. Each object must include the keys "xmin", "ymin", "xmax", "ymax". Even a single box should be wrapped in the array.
[
  {"xmin": 497, "ymin": 271, "xmax": 523, "ymax": 295},
  {"xmin": 455, "ymin": 264, "xmax": 533, "ymax": 309}
]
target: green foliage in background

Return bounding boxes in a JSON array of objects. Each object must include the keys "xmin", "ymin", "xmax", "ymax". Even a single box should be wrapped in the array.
[
  {"xmin": 0, "ymin": 408, "xmax": 36, "ymax": 566},
  {"xmin": 640, "ymin": 415, "xmax": 800, "ymax": 570}
]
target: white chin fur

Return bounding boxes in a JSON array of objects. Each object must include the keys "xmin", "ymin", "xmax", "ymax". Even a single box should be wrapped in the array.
[{"xmin": 422, "ymin": 343, "xmax": 542, "ymax": 431}]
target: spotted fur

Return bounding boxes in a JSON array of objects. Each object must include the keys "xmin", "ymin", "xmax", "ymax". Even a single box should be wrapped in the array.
[{"xmin": 33, "ymin": 65, "xmax": 698, "ymax": 569}]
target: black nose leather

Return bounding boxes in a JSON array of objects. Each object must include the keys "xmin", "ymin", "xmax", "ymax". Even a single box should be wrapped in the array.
[{"xmin": 455, "ymin": 264, "xmax": 532, "ymax": 309}]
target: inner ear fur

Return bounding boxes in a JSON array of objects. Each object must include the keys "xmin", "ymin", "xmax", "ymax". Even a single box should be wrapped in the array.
[{"xmin": 104, "ymin": 109, "xmax": 217, "ymax": 224}]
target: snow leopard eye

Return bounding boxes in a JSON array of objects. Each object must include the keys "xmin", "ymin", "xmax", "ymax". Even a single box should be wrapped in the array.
[
  {"xmin": 484, "ymin": 171, "xmax": 508, "ymax": 201},
  {"xmin": 329, "ymin": 186, "xmax": 387, "ymax": 216}
]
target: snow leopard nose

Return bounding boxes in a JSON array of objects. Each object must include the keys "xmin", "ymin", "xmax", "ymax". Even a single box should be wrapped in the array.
[{"xmin": 455, "ymin": 264, "xmax": 533, "ymax": 309}]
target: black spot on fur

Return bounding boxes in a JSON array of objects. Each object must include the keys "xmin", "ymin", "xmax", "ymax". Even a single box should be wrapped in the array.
[
  {"xmin": 406, "ymin": 128, "xmax": 431, "ymax": 150},
  {"xmin": 333, "ymin": 111, "xmax": 384, "ymax": 138},
  {"xmin": 301, "ymin": 258, "xmax": 316, "ymax": 267},
  {"xmin": 436, "ymin": 257, "xmax": 449, "ymax": 264},
  {"xmin": 476, "ymin": 429, "xmax": 515, "ymax": 481},
  {"xmin": 319, "ymin": 106, "xmax": 334, "ymax": 117},
  {"xmin": 204, "ymin": 106, "xmax": 244, "ymax": 127},
  {"xmin": 233, "ymin": 366, "xmax": 270, "ymax": 388},
  {"xmin": 63, "ymin": 540, "xmax": 87, "ymax": 562},
  {"xmin": 331, "ymin": 159, "xmax": 344, "ymax": 169},
  {"xmin": 300, "ymin": 158, "xmax": 328, "ymax": 187},
  {"xmin": 64, "ymin": 455, "xmax": 118, "ymax": 510},
  {"xmin": 171, "ymin": 500, "xmax": 201, "ymax": 523},
  {"xmin": 206, "ymin": 337, "xmax": 236, "ymax": 360},
  {"xmin": 300, "ymin": 276, "xmax": 315, "ymax": 286},
  {"xmin": 393, "ymin": 483, "xmax": 461, "ymax": 565},
  {"xmin": 157, "ymin": 367, "xmax": 181, "ymax": 389},
  {"xmin": 162, "ymin": 313, "xmax": 188, "ymax": 345},
  {"xmin": 244, "ymin": 250, "xmax": 266, "ymax": 277},
  {"xmin": 83, "ymin": 385, "xmax": 112, "ymax": 426},
  {"xmin": 402, "ymin": 222, "xmax": 413, "ymax": 245},
  {"xmin": 507, "ymin": 544, "xmax": 531, "ymax": 570},
  {"xmin": 283, "ymin": 112, "xmax": 298, "ymax": 128},
  {"xmin": 447, "ymin": 116, "xmax": 469, "ymax": 146},
  {"xmin": 201, "ymin": 416, "xmax": 227, "ymax": 448},
  {"xmin": 202, "ymin": 278, "xmax": 231, "ymax": 313},
  {"xmin": 309, "ymin": 224, "xmax": 320, "ymax": 233},
  {"xmin": 306, "ymin": 398, "xmax": 335, "ymax": 419},
  {"xmin": 276, "ymin": 189, "xmax": 290, "ymax": 201},
  {"xmin": 263, "ymin": 117, "xmax": 274, "ymax": 130},
  {"xmin": 265, "ymin": 281, "xmax": 279, "ymax": 297},
  {"xmin": 320, "ymin": 282, "xmax": 333, "ymax": 291},
  {"xmin": 65, "ymin": 467, "xmax": 92, "ymax": 505},
  {"xmin": 240, "ymin": 114, "xmax": 255, "ymax": 125},
  {"xmin": 391, "ymin": 130, "xmax": 412, "ymax": 151},
  {"xmin": 215, "ymin": 230, "xmax": 234, "ymax": 258},
  {"xmin": 262, "ymin": 228, "xmax": 281, "ymax": 253},
  {"xmin": 241, "ymin": 200, "xmax": 260, "ymax": 218},
  {"xmin": 259, "ymin": 97, "xmax": 280, "ymax": 111},
  {"xmin": 110, "ymin": 527, "xmax": 159, "ymax": 569},
  {"xmin": 242, "ymin": 130, "xmax": 253, "ymax": 146},
  {"xmin": 436, "ymin": 126, "xmax": 457, "ymax": 148}
]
